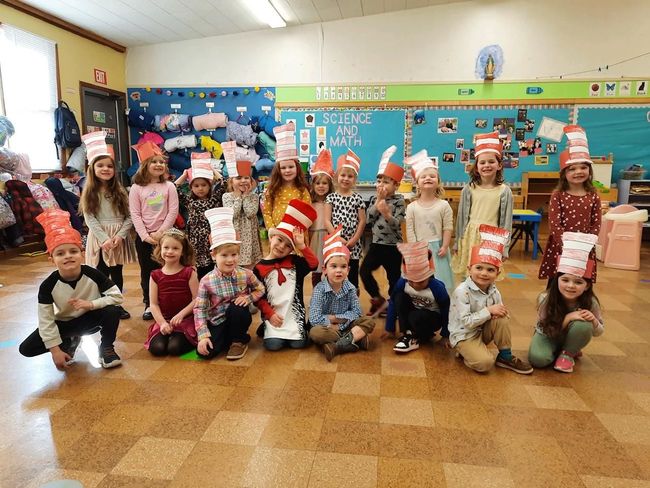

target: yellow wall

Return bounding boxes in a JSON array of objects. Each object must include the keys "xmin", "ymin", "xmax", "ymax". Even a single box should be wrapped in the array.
[{"xmin": 0, "ymin": 4, "xmax": 126, "ymax": 118}]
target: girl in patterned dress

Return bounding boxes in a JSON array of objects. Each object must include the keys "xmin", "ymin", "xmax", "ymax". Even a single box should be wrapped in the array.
[
  {"xmin": 308, "ymin": 149, "xmax": 335, "ymax": 287},
  {"xmin": 452, "ymin": 132, "xmax": 513, "ymax": 280},
  {"xmin": 325, "ymin": 149, "xmax": 366, "ymax": 289},
  {"xmin": 538, "ymin": 125, "xmax": 601, "ymax": 284}
]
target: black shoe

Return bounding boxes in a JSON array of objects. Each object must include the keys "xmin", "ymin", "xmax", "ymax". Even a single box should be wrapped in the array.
[
  {"xmin": 99, "ymin": 345, "xmax": 122, "ymax": 369},
  {"xmin": 142, "ymin": 307, "xmax": 153, "ymax": 321},
  {"xmin": 119, "ymin": 306, "xmax": 131, "ymax": 320},
  {"xmin": 61, "ymin": 336, "xmax": 81, "ymax": 364}
]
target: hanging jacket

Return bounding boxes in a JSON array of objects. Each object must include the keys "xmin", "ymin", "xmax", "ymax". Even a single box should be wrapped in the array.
[{"xmin": 44, "ymin": 177, "xmax": 83, "ymax": 232}]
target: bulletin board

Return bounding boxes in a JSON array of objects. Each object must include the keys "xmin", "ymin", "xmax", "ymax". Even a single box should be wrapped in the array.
[
  {"xmin": 279, "ymin": 108, "xmax": 407, "ymax": 184},
  {"xmin": 410, "ymin": 105, "xmax": 573, "ymax": 184}
]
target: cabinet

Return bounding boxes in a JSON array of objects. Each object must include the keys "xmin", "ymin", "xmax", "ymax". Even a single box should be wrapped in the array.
[{"xmin": 617, "ymin": 179, "xmax": 650, "ymax": 237}]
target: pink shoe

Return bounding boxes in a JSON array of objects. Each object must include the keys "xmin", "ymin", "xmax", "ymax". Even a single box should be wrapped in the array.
[{"xmin": 553, "ymin": 351, "xmax": 575, "ymax": 373}]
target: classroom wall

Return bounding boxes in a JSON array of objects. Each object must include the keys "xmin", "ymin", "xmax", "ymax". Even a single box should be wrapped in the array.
[
  {"xmin": 0, "ymin": 4, "xmax": 127, "ymax": 117},
  {"xmin": 125, "ymin": 0, "xmax": 650, "ymax": 86}
]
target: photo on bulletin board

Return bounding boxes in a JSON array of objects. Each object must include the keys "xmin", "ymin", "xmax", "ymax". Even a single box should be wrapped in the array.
[
  {"xmin": 460, "ymin": 149, "xmax": 470, "ymax": 162},
  {"xmin": 525, "ymin": 119, "xmax": 535, "ymax": 132},
  {"xmin": 438, "ymin": 118, "xmax": 458, "ymax": 133},
  {"xmin": 517, "ymin": 109, "xmax": 528, "ymax": 122},
  {"xmin": 414, "ymin": 109, "xmax": 426, "ymax": 125},
  {"xmin": 475, "ymin": 119, "xmax": 488, "ymax": 128},
  {"xmin": 515, "ymin": 128, "xmax": 525, "ymax": 141},
  {"xmin": 493, "ymin": 117, "xmax": 515, "ymax": 135},
  {"xmin": 546, "ymin": 143, "xmax": 557, "ymax": 154},
  {"xmin": 503, "ymin": 152, "xmax": 519, "ymax": 169},
  {"xmin": 500, "ymin": 135, "xmax": 512, "ymax": 151},
  {"xmin": 455, "ymin": 138, "xmax": 464, "ymax": 149},
  {"xmin": 535, "ymin": 155, "xmax": 549, "ymax": 166},
  {"xmin": 442, "ymin": 152, "xmax": 456, "ymax": 162}
]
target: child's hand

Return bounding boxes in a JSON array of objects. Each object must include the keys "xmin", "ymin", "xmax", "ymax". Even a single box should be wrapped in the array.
[
  {"xmin": 269, "ymin": 313, "xmax": 283, "ymax": 327},
  {"xmin": 564, "ymin": 311, "xmax": 583, "ymax": 327},
  {"xmin": 111, "ymin": 235, "xmax": 123, "ymax": 248},
  {"xmin": 144, "ymin": 236, "xmax": 157, "ymax": 245},
  {"xmin": 487, "ymin": 304, "xmax": 508, "ymax": 318},
  {"xmin": 68, "ymin": 298, "xmax": 94, "ymax": 311},
  {"xmin": 376, "ymin": 199, "xmax": 390, "ymax": 217},
  {"xmin": 150, "ymin": 231, "xmax": 163, "ymax": 242},
  {"xmin": 234, "ymin": 295, "xmax": 250, "ymax": 307},
  {"xmin": 293, "ymin": 228, "xmax": 306, "ymax": 250},
  {"xmin": 440, "ymin": 337, "xmax": 452, "ymax": 349},
  {"xmin": 160, "ymin": 322, "xmax": 173, "ymax": 335},
  {"xmin": 100, "ymin": 239, "xmax": 114, "ymax": 252},
  {"xmin": 380, "ymin": 331, "xmax": 395, "ymax": 340},
  {"xmin": 438, "ymin": 246, "xmax": 448, "ymax": 257},
  {"xmin": 577, "ymin": 309, "xmax": 596, "ymax": 323},
  {"xmin": 169, "ymin": 313, "xmax": 184, "ymax": 326},
  {"xmin": 328, "ymin": 315, "xmax": 341, "ymax": 324},
  {"xmin": 197, "ymin": 338, "xmax": 212, "ymax": 356},
  {"xmin": 50, "ymin": 346, "xmax": 71, "ymax": 371}
]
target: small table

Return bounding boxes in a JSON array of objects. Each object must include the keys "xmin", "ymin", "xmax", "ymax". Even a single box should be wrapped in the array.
[{"xmin": 510, "ymin": 209, "xmax": 542, "ymax": 260}]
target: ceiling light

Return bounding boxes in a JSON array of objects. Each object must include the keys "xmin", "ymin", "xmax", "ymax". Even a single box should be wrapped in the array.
[{"xmin": 243, "ymin": 0, "xmax": 287, "ymax": 28}]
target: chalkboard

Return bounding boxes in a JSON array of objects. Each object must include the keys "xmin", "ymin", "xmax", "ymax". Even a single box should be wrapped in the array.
[
  {"xmin": 279, "ymin": 108, "xmax": 406, "ymax": 183},
  {"xmin": 411, "ymin": 106, "xmax": 572, "ymax": 184}
]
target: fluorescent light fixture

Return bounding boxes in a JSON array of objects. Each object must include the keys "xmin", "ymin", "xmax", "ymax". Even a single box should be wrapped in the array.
[{"xmin": 243, "ymin": 0, "xmax": 287, "ymax": 28}]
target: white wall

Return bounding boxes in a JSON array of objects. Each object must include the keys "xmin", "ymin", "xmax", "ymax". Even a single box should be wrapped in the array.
[{"xmin": 126, "ymin": 0, "xmax": 650, "ymax": 86}]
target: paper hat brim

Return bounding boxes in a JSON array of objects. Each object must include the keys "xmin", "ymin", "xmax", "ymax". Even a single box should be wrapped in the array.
[
  {"xmin": 378, "ymin": 162, "xmax": 405, "ymax": 183},
  {"xmin": 470, "ymin": 245, "xmax": 503, "ymax": 268},
  {"xmin": 556, "ymin": 255, "xmax": 595, "ymax": 279}
]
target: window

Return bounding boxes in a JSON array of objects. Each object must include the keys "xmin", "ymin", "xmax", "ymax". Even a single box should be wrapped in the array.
[{"xmin": 0, "ymin": 24, "xmax": 59, "ymax": 172}]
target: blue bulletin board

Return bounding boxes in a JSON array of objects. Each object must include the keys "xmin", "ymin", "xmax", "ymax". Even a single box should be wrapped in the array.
[
  {"xmin": 279, "ymin": 108, "xmax": 407, "ymax": 183},
  {"xmin": 411, "ymin": 105, "xmax": 572, "ymax": 184}
]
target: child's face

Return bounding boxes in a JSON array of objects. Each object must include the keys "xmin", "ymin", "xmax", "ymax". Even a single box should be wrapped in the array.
[
  {"xmin": 337, "ymin": 168, "xmax": 357, "ymax": 191},
  {"xmin": 468, "ymin": 262, "xmax": 499, "ymax": 290},
  {"xmin": 475, "ymin": 154, "xmax": 502, "ymax": 180},
  {"xmin": 407, "ymin": 278, "xmax": 430, "ymax": 291},
  {"xmin": 376, "ymin": 175, "xmax": 397, "ymax": 196},
  {"xmin": 558, "ymin": 273, "xmax": 589, "ymax": 301},
  {"xmin": 50, "ymin": 243, "xmax": 83, "ymax": 276},
  {"xmin": 93, "ymin": 158, "xmax": 114, "ymax": 182},
  {"xmin": 269, "ymin": 234, "xmax": 293, "ymax": 259},
  {"xmin": 190, "ymin": 178, "xmax": 211, "ymax": 199},
  {"xmin": 233, "ymin": 176, "xmax": 253, "ymax": 193},
  {"xmin": 325, "ymin": 256, "xmax": 349, "ymax": 285},
  {"xmin": 160, "ymin": 236, "xmax": 183, "ymax": 264},
  {"xmin": 147, "ymin": 158, "xmax": 167, "ymax": 179},
  {"xmin": 213, "ymin": 246, "xmax": 240, "ymax": 274},
  {"xmin": 312, "ymin": 176, "xmax": 331, "ymax": 197},
  {"xmin": 279, "ymin": 160, "xmax": 298, "ymax": 183},
  {"xmin": 564, "ymin": 163, "xmax": 591, "ymax": 186},
  {"xmin": 417, "ymin": 168, "xmax": 439, "ymax": 191}
]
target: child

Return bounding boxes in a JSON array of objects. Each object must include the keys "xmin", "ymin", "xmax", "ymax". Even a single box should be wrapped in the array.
[
  {"xmin": 262, "ymin": 122, "xmax": 311, "ymax": 230},
  {"xmin": 308, "ymin": 149, "xmax": 335, "ymax": 287},
  {"xmin": 309, "ymin": 227, "xmax": 375, "ymax": 361},
  {"xmin": 195, "ymin": 208, "xmax": 265, "ymax": 360},
  {"xmin": 325, "ymin": 149, "xmax": 366, "ymax": 289},
  {"xmin": 221, "ymin": 141, "xmax": 262, "ymax": 268},
  {"xmin": 144, "ymin": 229, "xmax": 199, "ymax": 356},
  {"xmin": 449, "ymin": 225, "xmax": 532, "ymax": 374},
  {"xmin": 529, "ymin": 232, "xmax": 603, "ymax": 373},
  {"xmin": 174, "ymin": 156, "xmax": 222, "ymax": 280},
  {"xmin": 129, "ymin": 142, "xmax": 179, "ymax": 320},
  {"xmin": 361, "ymin": 145, "xmax": 406, "ymax": 316},
  {"xmin": 79, "ymin": 132, "xmax": 135, "ymax": 320},
  {"xmin": 19, "ymin": 209, "xmax": 123, "ymax": 370},
  {"xmin": 452, "ymin": 132, "xmax": 513, "ymax": 278},
  {"xmin": 254, "ymin": 200, "xmax": 318, "ymax": 350},
  {"xmin": 405, "ymin": 150, "xmax": 454, "ymax": 291},
  {"xmin": 385, "ymin": 241, "xmax": 450, "ymax": 353},
  {"xmin": 539, "ymin": 125, "xmax": 601, "ymax": 283}
]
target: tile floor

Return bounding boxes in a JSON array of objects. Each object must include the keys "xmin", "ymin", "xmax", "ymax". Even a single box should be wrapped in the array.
[{"xmin": 0, "ymin": 244, "xmax": 649, "ymax": 487}]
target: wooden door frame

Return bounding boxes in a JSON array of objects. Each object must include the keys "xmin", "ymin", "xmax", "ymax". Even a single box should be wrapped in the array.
[{"xmin": 78, "ymin": 81, "xmax": 126, "ymax": 133}]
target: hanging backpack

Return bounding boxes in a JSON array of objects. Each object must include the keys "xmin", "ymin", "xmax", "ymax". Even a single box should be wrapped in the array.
[{"xmin": 53, "ymin": 101, "xmax": 82, "ymax": 153}]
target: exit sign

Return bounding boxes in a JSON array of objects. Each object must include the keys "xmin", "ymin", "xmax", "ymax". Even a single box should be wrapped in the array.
[{"xmin": 94, "ymin": 68, "xmax": 107, "ymax": 85}]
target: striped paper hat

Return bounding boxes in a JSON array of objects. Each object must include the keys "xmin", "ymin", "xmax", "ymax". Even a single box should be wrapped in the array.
[
  {"xmin": 470, "ymin": 224, "xmax": 510, "ymax": 268},
  {"xmin": 274, "ymin": 122, "xmax": 298, "ymax": 163},
  {"xmin": 82, "ymin": 131, "xmax": 114, "ymax": 165},
  {"xmin": 556, "ymin": 232, "xmax": 597, "ymax": 279},
  {"xmin": 561, "ymin": 125, "xmax": 593, "ymax": 169},
  {"xmin": 188, "ymin": 159, "xmax": 214, "ymax": 183},
  {"xmin": 222, "ymin": 141, "xmax": 252, "ymax": 178},
  {"xmin": 377, "ymin": 145, "xmax": 405, "ymax": 183},
  {"xmin": 36, "ymin": 209, "xmax": 83, "ymax": 254},
  {"xmin": 323, "ymin": 225, "xmax": 350, "ymax": 265},
  {"xmin": 131, "ymin": 140, "xmax": 163, "ymax": 164},
  {"xmin": 311, "ymin": 149, "xmax": 334, "ymax": 179},
  {"xmin": 205, "ymin": 207, "xmax": 240, "ymax": 250},
  {"xmin": 397, "ymin": 241, "xmax": 435, "ymax": 282},
  {"xmin": 337, "ymin": 149, "xmax": 361, "ymax": 175},
  {"xmin": 268, "ymin": 199, "xmax": 317, "ymax": 248},
  {"xmin": 405, "ymin": 149, "xmax": 437, "ymax": 181},
  {"xmin": 474, "ymin": 131, "xmax": 503, "ymax": 159}
]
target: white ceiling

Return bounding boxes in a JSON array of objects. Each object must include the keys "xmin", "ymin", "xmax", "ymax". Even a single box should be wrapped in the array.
[{"xmin": 18, "ymin": 0, "xmax": 467, "ymax": 47}]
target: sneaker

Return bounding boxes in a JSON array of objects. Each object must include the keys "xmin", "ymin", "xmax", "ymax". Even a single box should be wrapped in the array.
[
  {"xmin": 393, "ymin": 334, "xmax": 419, "ymax": 353},
  {"xmin": 142, "ymin": 307, "xmax": 153, "ymax": 321},
  {"xmin": 61, "ymin": 336, "xmax": 81, "ymax": 364},
  {"xmin": 495, "ymin": 355, "xmax": 533, "ymax": 375},
  {"xmin": 99, "ymin": 345, "xmax": 122, "ymax": 369},
  {"xmin": 367, "ymin": 297, "xmax": 386, "ymax": 316},
  {"xmin": 553, "ymin": 351, "xmax": 575, "ymax": 373},
  {"xmin": 119, "ymin": 306, "xmax": 131, "ymax": 320},
  {"xmin": 226, "ymin": 342, "xmax": 248, "ymax": 360}
]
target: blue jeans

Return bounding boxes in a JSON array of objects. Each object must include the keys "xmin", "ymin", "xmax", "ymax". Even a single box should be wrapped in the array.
[{"xmin": 264, "ymin": 337, "xmax": 309, "ymax": 351}]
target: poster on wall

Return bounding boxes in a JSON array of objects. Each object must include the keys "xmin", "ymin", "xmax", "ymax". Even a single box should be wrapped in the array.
[
  {"xmin": 636, "ymin": 81, "xmax": 647, "ymax": 96},
  {"xmin": 93, "ymin": 111, "xmax": 106, "ymax": 123},
  {"xmin": 536, "ymin": 117, "xmax": 566, "ymax": 142},
  {"xmin": 589, "ymin": 82, "xmax": 601, "ymax": 97},
  {"xmin": 438, "ymin": 118, "xmax": 458, "ymax": 133}
]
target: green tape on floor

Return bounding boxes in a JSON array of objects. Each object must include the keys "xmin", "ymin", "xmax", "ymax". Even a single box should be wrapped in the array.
[{"xmin": 179, "ymin": 349, "xmax": 201, "ymax": 361}]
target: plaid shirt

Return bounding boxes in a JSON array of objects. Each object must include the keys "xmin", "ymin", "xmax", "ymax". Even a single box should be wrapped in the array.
[
  {"xmin": 309, "ymin": 278, "xmax": 361, "ymax": 331},
  {"xmin": 194, "ymin": 266, "xmax": 265, "ymax": 340}
]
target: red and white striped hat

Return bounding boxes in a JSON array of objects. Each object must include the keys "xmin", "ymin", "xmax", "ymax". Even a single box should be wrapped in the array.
[
  {"xmin": 474, "ymin": 131, "xmax": 503, "ymax": 159},
  {"xmin": 205, "ymin": 207, "xmax": 240, "ymax": 250},
  {"xmin": 337, "ymin": 149, "xmax": 361, "ymax": 175},
  {"xmin": 470, "ymin": 224, "xmax": 510, "ymax": 268},
  {"xmin": 82, "ymin": 131, "xmax": 114, "ymax": 165},
  {"xmin": 36, "ymin": 209, "xmax": 83, "ymax": 254},
  {"xmin": 268, "ymin": 199, "xmax": 317, "ymax": 248},
  {"xmin": 397, "ymin": 241, "xmax": 435, "ymax": 282},
  {"xmin": 323, "ymin": 225, "xmax": 350, "ymax": 265},
  {"xmin": 561, "ymin": 124, "xmax": 593, "ymax": 169},
  {"xmin": 188, "ymin": 159, "xmax": 214, "ymax": 183},
  {"xmin": 377, "ymin": 145, "xmax": 405, "ymax": 183},
  {"xmin": 222, "ymin": 141, "xmax": 252, "ymax": 178},
  {"xmin": 556, "ymin": 232, "xmax": 597, "ymax": 279},
  {"xmin": 405, "ymin": 149, "xmax": 437, "ymax": 181},
  {"xmin": 274, "ymin": 122, "xmax": 298, "ymax": 163},
  {"xmin": 311, "ymin": 149, "xmax": 334, "ymax": 179}
]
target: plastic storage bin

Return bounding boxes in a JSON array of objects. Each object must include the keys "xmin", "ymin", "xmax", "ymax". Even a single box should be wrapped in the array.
[{"xmin": 600, "ymin": 206, "xmax": 648, "ymax": 270}]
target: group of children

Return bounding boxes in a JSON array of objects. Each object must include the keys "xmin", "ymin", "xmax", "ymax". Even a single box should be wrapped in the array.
[{"xmin": 19, "ymin": 122, "xmax": 604, "ymax": 377}]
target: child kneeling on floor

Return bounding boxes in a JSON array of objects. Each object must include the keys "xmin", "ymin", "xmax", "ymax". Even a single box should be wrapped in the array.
[
  {"xmin": 19, "ymin": 209, "xmax": 123, "ymax": 370},
  {"xmin": 309, "ymin": 227, "xmax": 375, "ymax": 361},
  {"xmin": 194, "ymin": 208, "xmax": 265, "ymax": 360},
  {"xmin": 448, "ymin": 225, "xmax": 532, "ymax": 374}
]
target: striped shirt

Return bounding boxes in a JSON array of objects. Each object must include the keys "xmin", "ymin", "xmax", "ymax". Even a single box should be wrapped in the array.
[{"xmin": 309, "ymin": 278, "xmax": 361, "ymax": 331}]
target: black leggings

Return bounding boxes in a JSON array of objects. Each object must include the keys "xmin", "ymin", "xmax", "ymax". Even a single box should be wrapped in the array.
[
  {"xmin": 348, "ymin": 259, "xmax": 360, "ymax": 290},
  {"xmin": 360, "ymin": 243, "xmax": 402, "ymax": 298},
  {"xmin": 148, "ymin": 332, "xmax": 194, "ymax": 357},
  {"xmin": 198, "ymin": 304, "xmax": 252, "ymax": 359},
  {"xmin": 135, "ymin": 236, "xmax": 160, "ymax": 306},
  {"xmin": 396, "ymin": 293, "xmax": 443, "ymax": 342},
  {"xmin": 97, "ymin": 252, "xmax": 124, "ymax": 292}
]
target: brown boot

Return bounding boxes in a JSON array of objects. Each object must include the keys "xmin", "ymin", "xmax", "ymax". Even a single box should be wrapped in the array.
[{"xmin": 323, "ymin": 332, "xmax": 359, "ymax": 362}]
